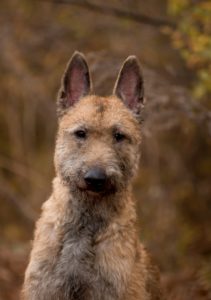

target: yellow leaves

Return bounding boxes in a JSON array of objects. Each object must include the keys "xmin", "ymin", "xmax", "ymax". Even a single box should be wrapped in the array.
[
  {"xmin": 168, "ymin": 0, "xmax": 189, "ymax": 15},
  {"xmin": 193, "ymin": 68, "xmax": 211, "ymax": 98},
  {"xmin": 191, "ymin": 35, "xmax": 210, "ymax": 54},
  {"xmin": 167, "ymin": 0, "xmax": 211, "ymax": 99}
]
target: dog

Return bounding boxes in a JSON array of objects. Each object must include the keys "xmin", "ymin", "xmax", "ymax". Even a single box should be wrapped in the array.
[{"xmin": 22, "ymin": 52, "xmax": 162, "ymax": 300}]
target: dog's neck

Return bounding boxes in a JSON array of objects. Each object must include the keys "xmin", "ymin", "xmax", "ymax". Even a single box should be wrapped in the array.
[{"xmin": 52, "ymin": 176, "xmax": 137, "ymax": 235}]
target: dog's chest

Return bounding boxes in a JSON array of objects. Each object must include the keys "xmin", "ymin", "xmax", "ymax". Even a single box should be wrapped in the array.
[
  {"xmin": 53, "ymin": 219, "xmax": 119, "ymax": 300},
  {"xmin": 54, "ymin": 234, "xmax": 94, "ymax": 299}
]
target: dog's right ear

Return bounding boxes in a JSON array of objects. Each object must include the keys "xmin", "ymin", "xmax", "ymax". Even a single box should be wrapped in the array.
[{"xmin": 57, "ymin": 51, "xmax": 91, "ymax": 115}]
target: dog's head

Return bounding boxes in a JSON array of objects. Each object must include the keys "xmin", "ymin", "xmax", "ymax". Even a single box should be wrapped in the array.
[{"xmin": 54, "ymin": 52, "xmax": 144, "ymax": 197}]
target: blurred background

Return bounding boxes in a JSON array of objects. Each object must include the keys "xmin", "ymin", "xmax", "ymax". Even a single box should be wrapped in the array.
[{"xmin": 0, "ymin": 0, "xmax": 211, "ymax": 299}]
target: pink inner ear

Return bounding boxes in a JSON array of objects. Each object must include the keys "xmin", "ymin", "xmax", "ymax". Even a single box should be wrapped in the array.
[
  {"xmin": 67, "ymin": 63, "xmax": 88, "ymax": 106},
  {"xmin": 119, "ymin": 69, "xmax": 139, "ymax": 109}
]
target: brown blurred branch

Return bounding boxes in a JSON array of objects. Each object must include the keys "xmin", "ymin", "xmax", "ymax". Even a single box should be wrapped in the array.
[
  {"xmin": 0, "ymin": 155, "xmax": 47, "ymax": 190},
  {"xmin": 44, "ymin": 0, "xmax": 175, "ymax": 29},
  {"xmin": 0, "ymin": 184, "xmax": 37, "ymax": 223}
]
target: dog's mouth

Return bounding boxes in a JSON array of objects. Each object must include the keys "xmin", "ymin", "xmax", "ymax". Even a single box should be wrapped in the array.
[
  {"xmin": 77, "ymin": 178, "xmax": 116, "ymax": 196},
  {"xmin": 85, "ymin": 181, "xmax": 106, "ymax": 193},
  {"xmin": 75, "ymin": 173, "xmax": 116, "ymax": 196}
]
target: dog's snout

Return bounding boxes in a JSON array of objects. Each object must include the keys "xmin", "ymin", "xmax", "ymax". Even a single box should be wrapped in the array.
[{"xmin": 84, "ymin": 167, "xmax": 107, "ymax": 192}]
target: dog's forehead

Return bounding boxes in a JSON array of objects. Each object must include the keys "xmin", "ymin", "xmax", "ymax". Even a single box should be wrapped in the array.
[{"xmin": 59, "ymin": 95, "xmax": 139, "ymax": 131}]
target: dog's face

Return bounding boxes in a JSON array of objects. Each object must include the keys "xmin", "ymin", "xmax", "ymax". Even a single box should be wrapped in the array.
[{"xmin": 54, "ymin": 52, "xmax": 144, "ymax": 197}]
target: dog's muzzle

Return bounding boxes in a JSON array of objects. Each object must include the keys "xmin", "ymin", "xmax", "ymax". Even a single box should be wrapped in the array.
[{"xmin": 83, "ymin": 166, "xmax": 107, "ymax": 193}]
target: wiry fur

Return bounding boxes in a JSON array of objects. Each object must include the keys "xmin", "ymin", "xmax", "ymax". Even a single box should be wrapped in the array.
[{"xmin": 22, "ymin": 54, "xmax": 162, "ymax": 300}]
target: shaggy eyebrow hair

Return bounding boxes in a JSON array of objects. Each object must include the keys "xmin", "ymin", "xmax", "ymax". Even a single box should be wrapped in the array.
[
  {"xmin": 64, "ymin": 124, "xmax": 87, "ymax": 134},
  {"xmin": 111, "ymin": 124, "xmax": 132, "ymax": 140},
  {"xmin": 65, "ymin": 122, "xmax": 132, "ymax": 141}
]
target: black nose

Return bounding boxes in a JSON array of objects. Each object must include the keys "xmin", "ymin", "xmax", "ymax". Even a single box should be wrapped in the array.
[{"xmin": 84, "ymin": 167, "xmax": 107, "ymax": 192}]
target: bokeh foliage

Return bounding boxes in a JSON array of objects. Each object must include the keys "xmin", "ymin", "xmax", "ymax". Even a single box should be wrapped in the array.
[{"xmin": 167, "ymin": 0, "xmax": 211, "ymax": 99}]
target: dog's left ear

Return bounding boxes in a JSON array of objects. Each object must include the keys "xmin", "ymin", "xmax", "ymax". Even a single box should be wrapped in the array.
[
  {"xmin": 113, "ymin": 56, "xmax": 144, "ymax": 114},
  {"xmin": 57, "ymin": 51, "xmax": 91, "ymax": 115}
]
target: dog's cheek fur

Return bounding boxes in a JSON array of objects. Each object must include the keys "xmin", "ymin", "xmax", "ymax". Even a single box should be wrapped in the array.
[
  {"xmin": 54, "ymin": 133, "xmax": 81, "ymax": 184},
  {"xmin": 116, "ymin": 141, "xmax": 141, "ymax": 186}
]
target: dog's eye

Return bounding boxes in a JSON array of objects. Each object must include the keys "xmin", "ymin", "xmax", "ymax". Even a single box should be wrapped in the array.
[
  {"xmin": 74, "ymin": 129, "xmax": 87, "ymax": 139},
  {"xmin": 114, "ymin": 132, "xmax": 126, "ymax": 142}
]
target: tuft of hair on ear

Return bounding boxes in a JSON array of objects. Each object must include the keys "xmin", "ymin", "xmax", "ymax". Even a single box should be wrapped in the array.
[
  {"xmin": 113, "ymin": 55, "xmax": 145, "ymax": 119},
  {"xmin": 57, "ymin": 51, "xmax": 92, "ymax": 117}
]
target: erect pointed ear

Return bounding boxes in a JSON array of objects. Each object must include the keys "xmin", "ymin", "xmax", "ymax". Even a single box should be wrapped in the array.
[
  {"xmin": 113, "ymin": 56, "xmax": 144, "ymax": 114},
  {"xmin": 57, "ymin": 51, "xmax": 91, "ymax": 115}
]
